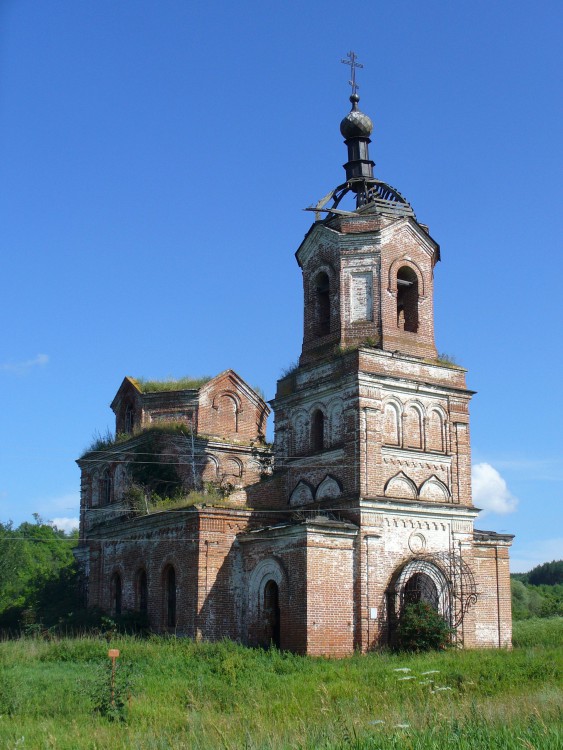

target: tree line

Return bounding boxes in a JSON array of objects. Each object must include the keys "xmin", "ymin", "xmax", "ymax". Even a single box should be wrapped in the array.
[
  {"xmin": 0, "ymin": 517, "xmax": 81, "ymax": 632},
  {"xmin": 511, "ymin": 560, "xmax": 562, "ymax": 620}
]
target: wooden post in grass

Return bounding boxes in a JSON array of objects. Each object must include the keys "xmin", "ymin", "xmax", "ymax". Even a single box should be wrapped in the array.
[{"xmin": 108, "ymin": 649, "xmax": 120, "ymax": 706}]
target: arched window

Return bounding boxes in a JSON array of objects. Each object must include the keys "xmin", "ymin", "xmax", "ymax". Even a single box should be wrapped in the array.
[
  {"xmin": 404, "ymin": 405, "xmax": 423, "ymax": 450},
  {"xmin": 314, "ymin": 271, "xmax": 331, "ymax": 336},
  {"xmin": 165, "ymin": 566, "xmax": 176, "ymax": 628},
  {"xmin": 137, "ymin": 569, "xmax": 148, "ymax": 614},
  {"xmin": 216, "ymin": 393, "xmax": 239, "ymax": 433},
  {"xmin": 428, "ymin": 410, "xmax": 445, "ymax": 453},
  {"xmin": 383, "ymin": 402, "xmax": 401, "ymax": 446},
  {"xmin": 91, "ymin": 471, "xmax": 100, "ymax": 507},
  {"xmin": 311, "ymin": 409, "xmax": 325, "ymax": 453},
  {"xmin": 124, "ymin": 404, "xmax": 135, "ymax": 434},
  {"xmin": 397, "ymin": 267, "xmax": 419, "ymax": 333},
  {"xmin": 111, "ymin": 572, "xmax": 122, "ymax": 617},
  {"xmin": 100, "ymin": 468, "xmax": 112, "ymax": 505}
]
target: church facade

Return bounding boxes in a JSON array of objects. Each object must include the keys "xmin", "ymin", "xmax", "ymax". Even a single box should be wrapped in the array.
[{"xmin": 75, "ymin": 88, "xmax": 513, "ymax": 655}]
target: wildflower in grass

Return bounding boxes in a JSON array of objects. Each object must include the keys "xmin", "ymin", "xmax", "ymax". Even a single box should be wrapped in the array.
[
  {"xmin": 393, "ymin": 667, "xmax": 411, "ymax": 672},
  {"xmin": 397, "ymin": 675, "xmax": 416, "ymax": 680},
  {"xmin": 421, "ymin": 670, "xmax": 440, "ymax": 675},
  {"xmin": 434, "ymin": 686, "xmax": 452, "ymax": 691},
  {"xmin": 370, "ymin": 720, "xmax": 385, "ymax": 725},
  {"xmin": 394, "ymin": 724, "xmax": 410, "ymax": 729}
]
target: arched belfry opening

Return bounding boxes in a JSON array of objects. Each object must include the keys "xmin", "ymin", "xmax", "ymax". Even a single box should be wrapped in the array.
[
  {"xmin": 263, "ymin": 580, "xmax": 281, "ymax": 649},
  {"xmin": 397, "ymin": 266, "xmax": 419, "ymax": 333},
  {"xmin": 314, "ymin": 271, "xmax": 331, "ymax": 336}
]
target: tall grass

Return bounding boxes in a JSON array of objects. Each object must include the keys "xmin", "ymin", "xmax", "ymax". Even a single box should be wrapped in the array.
[
  {"xmin": 512, "ymin": 616, "xmax": 563, "ymax": 647},
  {"xmin": 0, "ymin": 619, "xmax": 561, "ymax": 749}
]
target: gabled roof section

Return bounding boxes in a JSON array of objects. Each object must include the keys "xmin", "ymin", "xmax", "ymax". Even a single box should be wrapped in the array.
[
  {"xmin": 380, "ymin": 215, "xmax": 440, "ymax": 263},
  {"xmin": 110, "ymin": 370, "xmax": 269, "ymax": 416},
  {"xmin": 295, "ymin": 221, "xmax": 341, "ymax": 267},
  {"xmin": 296, "ymin": 212, "xmax": 440, "ymax": 267},
  {"xmin": 110, "ymin": 376, "xmax": 142, "ymax": 412},
  {"xmin": 199, "ymin": 369, "xmax": 270, "ymax": 415}
]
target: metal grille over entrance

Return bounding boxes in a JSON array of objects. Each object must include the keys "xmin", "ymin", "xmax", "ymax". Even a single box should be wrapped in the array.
[{"xmin": 387, "ymin": 551, "xmax": 478, "ymax": 645}]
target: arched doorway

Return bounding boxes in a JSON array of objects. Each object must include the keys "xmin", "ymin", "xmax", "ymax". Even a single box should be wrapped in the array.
[
  {"xmin": 263, "ymin": 580, "xmax": 281, "ymax": 649},
  {"xmin": 386, "ymin": 558, "xmax": 451, "ymax": 647},
  {"xmin": 403, "ymin": 572, "xmax": 439, "ymax": 611}
]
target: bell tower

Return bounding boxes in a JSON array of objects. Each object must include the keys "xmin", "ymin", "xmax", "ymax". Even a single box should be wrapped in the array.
[
  {"xmin": 299, "ymin": 89, "xmax": 439, "ymax": 367},
  {"xmin": 273, "ymin": 55, "xmax": 472, "ymax": 517},
  {"xmin": 269, "ymin": 57, "xmax": 513, "ymax": 654}
]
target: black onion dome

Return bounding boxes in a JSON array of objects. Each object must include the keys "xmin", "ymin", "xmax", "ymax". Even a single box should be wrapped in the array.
[{"xmin": 340, "ymin": 93, "xmax": 373, "ymax": 138}]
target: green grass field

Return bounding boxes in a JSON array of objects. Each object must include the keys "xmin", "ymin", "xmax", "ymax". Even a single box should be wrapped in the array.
[{"xmin": 0, "ymin": 618, "xmax": 561, "ymax": 749}]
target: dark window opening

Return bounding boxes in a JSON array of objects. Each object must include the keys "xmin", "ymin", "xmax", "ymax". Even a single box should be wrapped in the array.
[
  {"xmin": 101, "ymin": 469, "xmax": 112, "ymax": 505},
  {"xmin": 404, "ymin": 573, "xmax": 439, "ymax": 611},
  {"xmin": 124, "ymin": 404, "xmax": 135, "ymax": 434},
  {"xmin": 112, "ymin": 573, "xmax": 122, "ymax": 617},
  {"xmin": 397, "ymin": 267, "xmax": 419, "ymax": 333},
  {"xmin": 138, "ymin": 570, "xmax": 148, "ymax": 613},
  {"xmin": 166, "ymin": 567, "xmax": 176, "ymax": 627},
  {"xmin": 311, "ymin": 409, "xmax": 325, "ymax": 453},
  {"xmin": 315, "ymin": 272, "xmax": 331, "ymax": 336},
  {"xmin": 263, "ymin": 580, "xmax": 281, "ymax": 649}
]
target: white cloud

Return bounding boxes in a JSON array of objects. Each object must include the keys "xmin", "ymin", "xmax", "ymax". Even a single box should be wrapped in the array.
[
  {"xmin": 472, "ymin": 462, "xmax": 518, "ymax": 516},
  {"xmin": 33, "ymin": 492, "xmax": 80, "ymax": 524},
  {"xmin": 0, "ymin": 353, "xmax": 49, "ymax": 374},
  {"xmin": 50, "ymin": 517, "xmax": 79, "ymax": 533}
]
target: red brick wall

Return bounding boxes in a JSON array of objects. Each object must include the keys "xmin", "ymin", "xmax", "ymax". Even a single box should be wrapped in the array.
[{"xmin": 198, "ymin": 372, "xmax": 268, "ymax": 442}]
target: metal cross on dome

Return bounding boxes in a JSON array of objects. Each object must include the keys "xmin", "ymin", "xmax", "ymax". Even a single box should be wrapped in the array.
[{"xmin": 341, "ymin": 50, "xmax": 363, "ymax": 95}]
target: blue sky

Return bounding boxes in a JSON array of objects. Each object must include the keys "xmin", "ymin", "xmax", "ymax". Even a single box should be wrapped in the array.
[{"xmin": 1, "ymin": 0, "xmax": 561, "ymax": 572}]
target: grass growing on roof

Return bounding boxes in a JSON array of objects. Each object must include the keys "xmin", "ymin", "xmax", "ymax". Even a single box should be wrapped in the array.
[
  {"xmin": 435, "ymin": 352, "xmax": 459, "ymax": 367},
  {"xmin": 80, "ymin": 423, "xmax": 191, "ymax": 458},
  {"xmin": 133, "ymin": 375, "xmax": 212, "ymax": 392}
]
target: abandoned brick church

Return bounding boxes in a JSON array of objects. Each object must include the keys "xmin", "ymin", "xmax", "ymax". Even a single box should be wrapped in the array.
[{"xmin": 75, "ymin": 78, "xmax": 513, "ymax": 655}]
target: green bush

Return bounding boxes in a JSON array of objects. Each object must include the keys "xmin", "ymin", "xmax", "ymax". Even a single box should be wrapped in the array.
[
  {"xmin": 82, "ymin": 657, "xmax": 136, "ymax": 722},
  {"xmin": 394, "ymin": 601, "xmax": 452, "ymax": 652}
]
